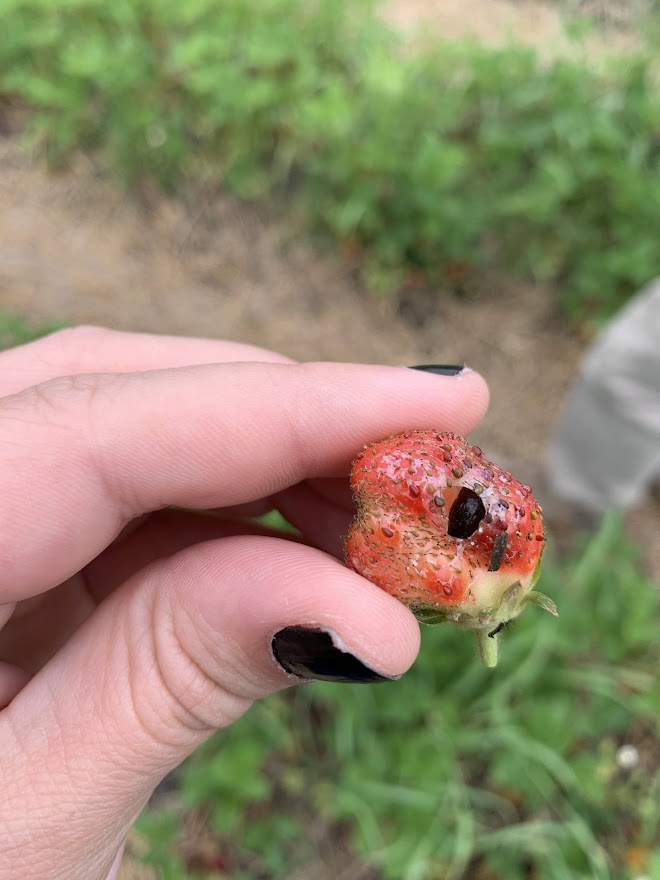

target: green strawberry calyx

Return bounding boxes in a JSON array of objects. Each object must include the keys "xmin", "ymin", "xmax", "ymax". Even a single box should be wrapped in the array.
[{"xmin": 410, "ymin": 574, "xmax": 557, "ymax": 667}]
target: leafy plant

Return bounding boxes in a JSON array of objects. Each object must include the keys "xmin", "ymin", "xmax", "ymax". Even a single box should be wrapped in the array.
[
  {"xmin": 1, "ymin": 0, "xmax": 659, "ymax": 326},
  {"xmin": 134, "ymin": 806, "xmax": 189, "ymax": 880}
]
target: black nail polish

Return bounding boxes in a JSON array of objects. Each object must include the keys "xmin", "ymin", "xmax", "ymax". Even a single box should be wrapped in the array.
[
  {"xmin": 272, "ymin": 626, "xmax": 395, "ymax": 684},
  {"xmin": 408, "ymin": 364, "xmax": 465, "ymax": 376}
]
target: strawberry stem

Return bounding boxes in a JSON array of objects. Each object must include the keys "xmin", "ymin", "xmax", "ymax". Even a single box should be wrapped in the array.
[{"xmin": 476, "ymin": 629, "xmax": 498, "ymax": 667}]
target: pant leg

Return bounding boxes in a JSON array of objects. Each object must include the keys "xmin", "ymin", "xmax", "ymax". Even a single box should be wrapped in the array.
[{"xmin": 547, "ymin": 279, "xmax": 660, "ymax": 512}]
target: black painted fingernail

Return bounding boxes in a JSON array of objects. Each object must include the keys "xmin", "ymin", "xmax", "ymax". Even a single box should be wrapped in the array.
[
  {"xmin": 272, "ymin": 626, "xmax": 395, "ymax": 683},
  {"xmin": 408, "ymin": 364, "xmax": 465, "ymax": 376}
]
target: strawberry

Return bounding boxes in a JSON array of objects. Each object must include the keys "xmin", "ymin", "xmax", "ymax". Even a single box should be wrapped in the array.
[{"xmin": 345, "ymin": 431, "xmax": 556, "ymax": 666}]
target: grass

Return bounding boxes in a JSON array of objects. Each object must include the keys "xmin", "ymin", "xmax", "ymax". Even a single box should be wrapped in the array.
[
  {"xmin": 0, "ymin": 310, "xmax": 64, "ymax": 349},
  {"xmin": 129, "ymin": 512, "xmax": 660, "ymax": 880},
  {"xmin": 1, "ymin": 0, "xmax": 660, "ymax": 327}
]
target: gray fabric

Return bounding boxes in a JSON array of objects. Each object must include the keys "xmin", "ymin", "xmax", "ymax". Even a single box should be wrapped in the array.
[{"xmin": 547, "ymin": 278, "xmax": 660, "ymax": 511}]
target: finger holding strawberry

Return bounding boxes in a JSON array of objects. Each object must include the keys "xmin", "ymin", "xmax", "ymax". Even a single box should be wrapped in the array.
[{"xmin": 0, "ymin": 331, "xmax": 490, "ymax": 880}]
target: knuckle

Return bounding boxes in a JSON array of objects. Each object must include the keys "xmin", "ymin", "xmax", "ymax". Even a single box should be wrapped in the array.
[
  {"xmin": 123, "ymin": 590, "xmax": 253, "ymax": 756},
  {"xmin": 0, "ymin": 372, "xmax": 106, "ymax": 423},
  {"xmin": 31, "ymin": 324, "xmax": 121, "ymax": 372},
  {"xmin": 0, "ymin": 373, "xmax": 113, "ymax": 496}
]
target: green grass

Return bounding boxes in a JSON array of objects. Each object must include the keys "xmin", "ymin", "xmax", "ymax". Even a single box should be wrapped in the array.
[
  {"xmin": 1, "ymin": 0, "xmax": 660, "ymax": 327},
  {"xmin": 136, "ymin": 513, "xmax": 660, "ymax": 880},
  {"xmin": 0, "ymin": 310, "xmax": 63, "ymax": 349}
]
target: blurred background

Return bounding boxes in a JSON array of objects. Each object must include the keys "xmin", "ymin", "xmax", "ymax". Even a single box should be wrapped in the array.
[{"xmin": 1, "ymin": 1, "xmax": 659, "ymax": 878}]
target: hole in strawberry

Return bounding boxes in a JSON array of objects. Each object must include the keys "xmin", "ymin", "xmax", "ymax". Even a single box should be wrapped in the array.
[{"xmin": 447, "ymin": 487, "xmax": 486, "ymax": 539}]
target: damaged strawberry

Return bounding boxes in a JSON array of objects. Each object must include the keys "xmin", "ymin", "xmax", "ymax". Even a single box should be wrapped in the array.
[{"xmin": 345, "ymin": 431, "xmax": 556, "ymax": 667}]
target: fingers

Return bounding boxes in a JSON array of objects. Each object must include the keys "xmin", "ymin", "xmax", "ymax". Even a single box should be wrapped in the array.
[
  {"xmin": 83, "ymin": 508, "xmax": 310, "ymax": 604},
  {"xmin": 0, "ymin": 510, "xmax": 308, "ymax": 672},
  {"xmin": 0, "ymin": 361, "xmax": 488, "ymax": 602},
  {"xmin": 0, "ymin": 325, "xmax": 296, "ymax": 396},
  {"xmin": 1, "ymin": 536, "xmax": 419, "ymax": 880},
  {"xmin": 305, "ymin": 476, "xmax": 355, "ymax": 511},
  {"xmin": 275, "ymin": 482, "xmax": 351, "ymax": 558},
  {"xmin": 0, "ymin": 661, "xmax": 29, "ymax": 709}
]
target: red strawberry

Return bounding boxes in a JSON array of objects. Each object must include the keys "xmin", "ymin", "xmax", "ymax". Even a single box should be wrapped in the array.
[{"xmin": 345, "ymin": 431, "xmax": 556, "ymax": 666}]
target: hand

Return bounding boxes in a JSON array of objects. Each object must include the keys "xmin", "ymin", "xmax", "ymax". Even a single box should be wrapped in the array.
[{"xmin": 0, "ymin": 327, "xmax": 489, "ymax": 880}]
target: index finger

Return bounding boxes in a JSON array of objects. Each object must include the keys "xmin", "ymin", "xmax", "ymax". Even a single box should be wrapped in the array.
[{"xmin": 0, "ymin": 361, "xmax": 489, "ymax": 600}]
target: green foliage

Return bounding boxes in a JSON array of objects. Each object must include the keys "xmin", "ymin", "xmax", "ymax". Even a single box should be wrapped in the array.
[
  {"xmin": 255, "ymin": 509, "xmax": 300, "ymax": 535},
  {"xmin": 1, "ymin": 0, "xmax": 659, "ymax": 324},
  {"xmin": 134, "ymin": 807, "xmax": 189, "ymax": 880},
  {"xmin": 0, "ymin": 0, "xmax": 377, "ymax": 189},
  {"xmin": 0, "ymin": 311, "xmax": 63, "ymax": 349},
  {"xmin": 141, "ymin": 513, "xmax": 659, "ymax": 879}
]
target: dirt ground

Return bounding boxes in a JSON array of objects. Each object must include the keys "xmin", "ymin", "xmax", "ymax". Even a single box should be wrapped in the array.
[
  {"xmin": 381, "ymin": 0, "xmax": 643, "ymax": 55},
  {"xmin": 0, "ymin": 133, "xmax": 574, "ymax": 466}
]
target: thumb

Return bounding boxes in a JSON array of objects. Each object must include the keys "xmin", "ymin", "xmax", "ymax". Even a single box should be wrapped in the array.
[{"xmin": 1, "ymin": 535, "xmax": 419, "ymax": 880}]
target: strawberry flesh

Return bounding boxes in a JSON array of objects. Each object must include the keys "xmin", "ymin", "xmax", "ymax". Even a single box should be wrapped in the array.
[{"xmin": 345, "ymin": 431, "xmax": 555, "ymax": 666}]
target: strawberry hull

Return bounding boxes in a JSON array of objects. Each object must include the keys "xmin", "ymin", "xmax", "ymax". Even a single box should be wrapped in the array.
[{"xmin": 345, "ymin": 431, "xmax": 555, "ymax": 666}]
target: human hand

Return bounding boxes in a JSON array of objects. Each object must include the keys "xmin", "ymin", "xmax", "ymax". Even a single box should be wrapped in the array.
[{"xmin": 0, "ymin": 327, "xmax": 489, "ymax": 879}]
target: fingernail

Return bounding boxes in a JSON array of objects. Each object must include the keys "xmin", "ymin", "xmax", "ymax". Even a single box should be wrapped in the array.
[
  {"xmin": 408, "ymin": 364, "xmax": 465, "ymax": 376},
  {"xmin": 272, "ymin": 626, "xmax": 396, "ymax": 684}
]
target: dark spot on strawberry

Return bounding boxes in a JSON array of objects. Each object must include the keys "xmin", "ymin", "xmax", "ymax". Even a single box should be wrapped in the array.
[
  {"xmin": 381, "ymin": 526, "xmax": 394, "ymax": 538},
  {"xmin": 433, "ymin": 494, "xmax": 445, "ymax": 508},
  {"xmin": 499, "ymin": 499, "xmax": 510, "ymax": 509},
  {"xmin": 473, "ymin": 446, "xmax": 484, "ymax": 457},
  {"xmin": 442, "ymin": 450, "xmax": 452, "ymax": 463},
  {"xmin": 452, "ymin": 467, "xmax": 464, "ymax": 479},
  {"xmin": 447, "ymin": 487, "xmax": 486, "ymax": 539},
  {"xmin": 536, "ymin": 534, "xmax": 544, "ymax": 541},
  {"xmin": 488, "ymin": 532, "xmax": 508, "ymax": 571},
  {"xmin": 443, "ymin": 585, "xmax": 453, "ymax": 596}
]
